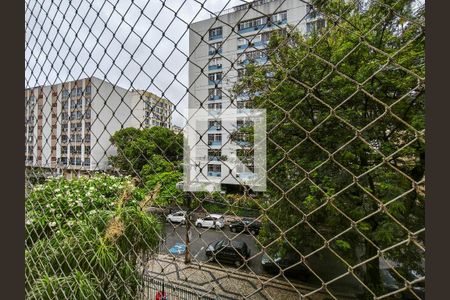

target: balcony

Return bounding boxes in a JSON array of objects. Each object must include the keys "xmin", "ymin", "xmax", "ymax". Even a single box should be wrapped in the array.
[
  {"xmin": 237, "ymin": 92, "xmax": 250, "ymax": 101},
  {"xmin": 237, "ymin": 109, "xmax": 252, "ymax": 116},
  {"xmin": 207, "ymin": 171, "xmax": 221, "ymax": 177},
  {"xmin": 235, "ymin": 140, "xmax": 252, "ymax": 147},
  {"xmin": 209, "ymin": 34, "xmax": 222, "ymax": 41},
  {"xmin": 238, "ymin": 19, "xmax": 287, "ymax": 34},
  {"xmin": 208, "ymin": 109, "xmax": 222, "ymax": 116},
  {"xmin": 237, "ymin": 172, "xmax": 257, "ymax": 180},
  {"xmin": 208, "ymin": 80, "xmax": 222, "ymax": 86},
  {"xmin": 209, "ymin": 95, "xmax": 222, "ymax": 101},
  {"xmin": 208, "ymin": 140, "xmax": 222, "ymax": 147},
  {"xmin": 237, "ymin": 40, "xmax": 268, "ymax": 51},
  {"xmin": 208, "ymin": 126, "xmax": 221, "ymax": 131},
  {"xmin": 208, "ymin": 156, "xmax": 220, "ymax": 161},
  {"xmin": 208, "ymin": 49, "xmax": 222, "ymax": 56},
  {"xmin": 208, "ymin": 64, "xmax": 222, "ymax": 71}
]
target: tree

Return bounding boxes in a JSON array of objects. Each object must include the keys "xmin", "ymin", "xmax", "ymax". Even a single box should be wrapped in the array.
[
  {"xmin": 109, "ymin": 127, "xmax": 183, "ymax": 178},
  {"xmin": 25, "ymin": 175, "xmax": 162, "ymax": 299},
  {"xmin": 234, "ymin": 0, "xmax": 424, "ymax": 297}
]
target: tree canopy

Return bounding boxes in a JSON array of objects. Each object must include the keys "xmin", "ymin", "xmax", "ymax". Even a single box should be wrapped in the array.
[
  {"xmin": 234, "ymin": 0, "xmax": 424, "ymax": 296},
  {"xmin": 109, "ymin": 126, "xmax": 183, "ymax": 179}
]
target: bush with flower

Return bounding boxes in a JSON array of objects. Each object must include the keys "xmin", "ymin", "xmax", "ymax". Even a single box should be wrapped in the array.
[{"xmin": 25, "ymin": 174, "xmax": 162, "ymax": 299}]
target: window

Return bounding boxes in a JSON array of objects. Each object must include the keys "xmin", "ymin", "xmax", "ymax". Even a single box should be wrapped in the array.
[
  {"xmin": 237, "ymin": 69, "xmax": 246, "ymax": 79},
  {"xmin": 207, "ymin": 164, "xmax": 221, "ymax": 176},
  {"xmin": 84, "ymin": 159, "xmax": 90, "ymax": 166},
  {"xmin": 208, "ymin": 72, "xmax": 222, "ymax": 82},
  {"xmin": 208, "ymin": 88, "xmax": 222, "ymax": 100},
  {"xmin": 208, "ymin": 133, "xmax": 222, "ymax": 144},
  {"xmin": 238, "ymin": 37, "xmax": 248, "ymax": 48},
  {"xmin": 271, "ymin": 11, "xmax": 287, "ymax": 23},
  {"xmin": 209, "ymin": 27, "xmax": 222, "ymax": 40},
  {"xmin": 237, "ymin": 100, "xmax": 253, "ymax": 110},
  {"xmin": 306, "ymin": 19, "xmax": 326, "ymax": 34},
  {"xmin": 208, "ymin": 149, "xmax": 221, "ymax": 160},
  {"xmin": 61, "ymin": 146, "xmax": 67, "ymax": 154},
  {"xmin": 85, "ymin": 146, "xmax": 91, "ymax": 155},
  {"xmin": 238, "ymin": 16, "xmax": 267, "ymax": 31},
  {"xmin": 208, "ymin": 42, "xmax": 222, "ymax": 55},
  {"xmin": 85, "ymin": 85, "xmax": 91, "ymax": 95},
  {"xmin": 77, "ymin": 87, "xmax": 82, "ymax": 96},
  {"xmin": 62, "ymin": 90, "xmax": 69, "ymax": 99},
  {"xmin": 209, "ymin": 57, "xmax": 222, "ymax": 68},
  {"xmin": 208, "ymin": 103, "xmax": 222, "ymax": 110},
  {"xmin": 209, "ymin": 120, "xmax": 222, "ymax": 130}
]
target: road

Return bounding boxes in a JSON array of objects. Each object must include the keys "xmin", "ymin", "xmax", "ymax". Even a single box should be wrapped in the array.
[{"xmin": 160, "ymin": 222, "xmax": 363, "ymax": 294}]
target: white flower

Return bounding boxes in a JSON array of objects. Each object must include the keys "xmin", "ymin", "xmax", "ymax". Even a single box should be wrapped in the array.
[{"xmin": 49, "ymin": 222, "xmax": 57, "ymax": 227}]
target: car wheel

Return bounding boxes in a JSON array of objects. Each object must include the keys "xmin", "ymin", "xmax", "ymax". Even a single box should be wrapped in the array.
[
  {"xmin": 196, "ymin": 223, "xmax": 202, "ymax": 228},
  {"xmin": 216, "ymin": 224, "xmax": 221, "ymax": 230},
  {"xmin": 231, "ymin": 227, "xmax": 236, "ymax": 233}
]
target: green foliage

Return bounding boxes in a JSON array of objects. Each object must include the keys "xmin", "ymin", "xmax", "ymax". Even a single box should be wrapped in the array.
[
  {"xmin": 140, "ymin": 171, "xmax": 183, "ymax": 206},
  {"xmin": 109, "ymin": 126, "xmax": 182, "ymax": 176},
  {"xmin": 25, "ymin": 175, "xmax": 162, "ymax": 299},
  {"xmin": 335, "ymin": 239, "xmax": 352, "ymax": 252},
  {"xmin": 235, "ymin": 0, "xmax": 424, "ymax": 295}
]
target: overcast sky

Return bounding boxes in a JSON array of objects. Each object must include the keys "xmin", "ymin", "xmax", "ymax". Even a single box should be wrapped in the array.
[{"xmin": 25, "ymin": 0, "xmax": 251, "ymax": 127}]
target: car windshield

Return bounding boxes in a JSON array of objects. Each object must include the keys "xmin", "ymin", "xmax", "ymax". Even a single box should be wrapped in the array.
[{"xmin": 216, "ymin": 240, "xmax": 224, "ymax": 248}]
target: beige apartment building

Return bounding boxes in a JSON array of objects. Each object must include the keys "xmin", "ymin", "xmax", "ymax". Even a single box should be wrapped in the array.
[{"xmin": 25, "ymin": 77, "xmax": 173, "ymax": 174}]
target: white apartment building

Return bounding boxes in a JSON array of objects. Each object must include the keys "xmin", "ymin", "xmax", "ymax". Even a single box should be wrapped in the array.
[
  {"xmin": 25, "ymin": 77, "xmax": 173, "ymax": 174},
  {"xmin": 187, "ymin": 0, "xmax": 324, "ymax": 191}
]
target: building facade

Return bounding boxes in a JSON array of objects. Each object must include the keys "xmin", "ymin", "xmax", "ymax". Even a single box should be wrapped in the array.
[
  {"xmin": 25, "ymin": 77, "xmax": 173, "ymax": 174},
  {"xmin": 187, "ymin": 0, "xmax": 324, "ymax": 190}
]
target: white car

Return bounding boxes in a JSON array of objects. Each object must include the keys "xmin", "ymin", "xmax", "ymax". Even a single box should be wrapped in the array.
[
  {"xmin": 195, "ymin": 214, "xmax": 225, "ymax": 229},
  {"xmin": 166, "ymin": 211, "xmax": 187, "ymax": 224}
]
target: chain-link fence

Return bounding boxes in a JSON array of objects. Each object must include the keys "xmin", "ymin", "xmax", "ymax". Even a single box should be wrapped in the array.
[{"xmin": 25, "ymin": 0, "xmax": 425, "ymax": 299}]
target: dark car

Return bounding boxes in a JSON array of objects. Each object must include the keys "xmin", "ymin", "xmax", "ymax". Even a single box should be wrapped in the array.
[
  {"xmin": 229, "ymin": 218, "xmax": 261, "ymax": 235},
  {"xmin": 380, "ymin": 268, "xmax": 425, "ymax": 299},
  {"xmin": 205, "ymin": 240, "xmax": 251, "ymax": 267},
  {"xmin": 261, "ymin": 252, "xmax": 312, "ymax": 281}
]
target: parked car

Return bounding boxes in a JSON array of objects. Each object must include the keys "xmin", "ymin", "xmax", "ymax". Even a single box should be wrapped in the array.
[
  {"xmin": 261, "ymin": 252, "xmax": 311, "ymax": 281},
  {"xmin": 205, "ymin": 239, "xmax": 250, "ymax": 267},
  {"xmin": 166, "ymin": 211, "xmax": 186, "ymax": 224},
  {"xmin": 380, "ymin": 267, "xmax": 425, "ymax": 299},
  {"xmin": 229, "ymin": 218, "xmax": 261, "ymax": 235},
  {"xmin": 195, "ymin": 214, "xmax": 225, "ymax": 229}
]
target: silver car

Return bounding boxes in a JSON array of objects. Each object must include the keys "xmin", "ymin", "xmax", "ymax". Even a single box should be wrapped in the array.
[{"xmin": 195, "ymin": 214, "xmax": 225, "ymax": 229}]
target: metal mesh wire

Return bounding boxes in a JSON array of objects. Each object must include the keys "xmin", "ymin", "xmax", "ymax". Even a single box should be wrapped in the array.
[{"xmin": 25, "ymin": 0, "xmax": 425, "ymax": 299}]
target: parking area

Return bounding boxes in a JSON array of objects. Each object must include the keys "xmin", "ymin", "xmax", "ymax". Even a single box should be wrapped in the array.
[{"xmin": 159, "ymin": 221, "xmax": 363, "ymax": 295}]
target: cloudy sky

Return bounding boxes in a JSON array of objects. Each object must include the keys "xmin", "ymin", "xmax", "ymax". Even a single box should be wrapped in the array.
[{"xmin": 25, "ymin": 0, "xmax": 251, "ymax": 126}]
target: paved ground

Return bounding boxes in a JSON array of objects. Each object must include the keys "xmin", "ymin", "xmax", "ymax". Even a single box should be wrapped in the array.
[
  {"xmin": 144, "ymin": 254, "xmax": 362, "ymax": 300},
  {"xmin": 158, "ymin": 222, "xmax": 364, "ymax": 298}
]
